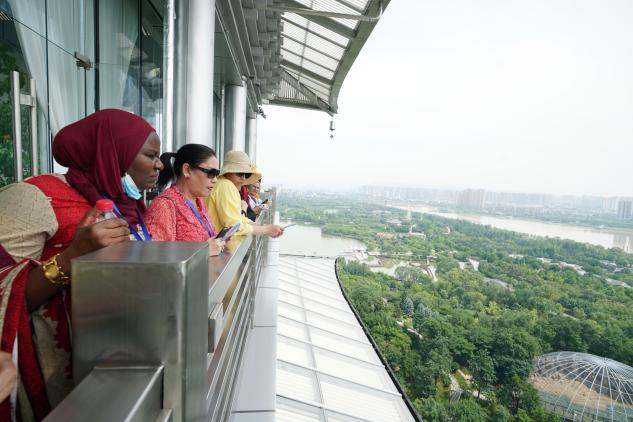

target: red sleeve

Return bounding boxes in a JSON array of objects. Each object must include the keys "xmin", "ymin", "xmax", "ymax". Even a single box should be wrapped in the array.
[{"xmin": 145, "ymin": 197, "xmax": 177, "ymax": 241}]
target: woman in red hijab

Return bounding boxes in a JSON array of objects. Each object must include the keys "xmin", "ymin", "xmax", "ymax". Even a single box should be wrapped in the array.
[{"xmin": 0, "ymin": 109, "xmax": 163, "ymax": 420}]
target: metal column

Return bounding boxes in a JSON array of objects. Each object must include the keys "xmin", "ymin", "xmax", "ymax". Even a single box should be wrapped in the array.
[
  {"xmin": 245, "ymin": 114, "xmax": 257, "ymax": 162},
  {"xmin": 172, "ymin": 0, "xmax": 215, "ymax": 149},
  {"xmin": 224, "ymin": 82, "xmax": 247, "ymax": 152}
]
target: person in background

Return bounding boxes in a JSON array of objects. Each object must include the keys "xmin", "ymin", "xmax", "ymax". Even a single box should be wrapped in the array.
[
  {"xmin": 246, "ymin": 175, "xmax": 265, "ymax": 218},
  {"xmin": 145, "ymin": 144, "xmax": 224, "ymax": 255},
  {"xmin": 0, "ymin": 109, "xmax": 162, "ymax": 420},
  {"xmin": 240, "ymin": 167, "xmax": 261, "ymax": 222},
  {"xmin": 206, "ymin": 151, "xmax": 283, "ymax": 238}
]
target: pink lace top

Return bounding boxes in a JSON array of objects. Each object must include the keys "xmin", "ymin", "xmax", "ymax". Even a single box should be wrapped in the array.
[{"xmin": 145, "ymin": 185, "xmax": 215, "ymax": 241}]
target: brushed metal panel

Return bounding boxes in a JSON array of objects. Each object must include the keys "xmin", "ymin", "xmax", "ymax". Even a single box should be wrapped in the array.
[
  {"xmin": 44, "ymin": 366, "xmax": 163, "ymax": 422},
  {"xmin": 71, "ymin": 241, "xmax": 209, "ymax": 422}
]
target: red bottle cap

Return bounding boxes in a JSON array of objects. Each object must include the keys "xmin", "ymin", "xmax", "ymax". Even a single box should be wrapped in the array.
[{"xmin": 95, "ymin": 199, "xmax": 114, "ymax": 212}]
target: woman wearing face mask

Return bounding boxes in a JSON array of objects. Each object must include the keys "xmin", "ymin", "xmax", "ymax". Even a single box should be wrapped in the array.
[
  {"xmin": 145, "ymin": 144, "xmax": 225, "ymax": 255},
  {"xmin": 206, "ymin": 150, "xmax": 284, "ymax": 238},
  {"xmin": 0, "ymin": 109, "xmax": 163, "ymax": 420}
]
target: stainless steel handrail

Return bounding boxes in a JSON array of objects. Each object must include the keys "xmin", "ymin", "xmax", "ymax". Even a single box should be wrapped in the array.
[{"xmin": 206, "ymin": 197, "xmax": 274, "ymax": 420}]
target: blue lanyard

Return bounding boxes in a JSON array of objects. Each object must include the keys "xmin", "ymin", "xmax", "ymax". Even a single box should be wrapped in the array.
[
  {"xmin": 184, "ymin": 196, "xmax": 215, "ymax": 239},
  {"xmin": 109, "ymin": 200, "xmax": 152, "ymax": 241}
]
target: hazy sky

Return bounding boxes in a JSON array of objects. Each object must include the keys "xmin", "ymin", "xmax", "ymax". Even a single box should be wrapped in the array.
[{"xmin": 257, "ymin": 0, "xmax": 633, "ymax": 197}]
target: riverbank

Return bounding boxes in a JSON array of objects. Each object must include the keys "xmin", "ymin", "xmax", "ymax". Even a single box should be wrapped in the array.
[{"xmin": 389, "ymin": 203, "xmax": 633, "ymax": 253}]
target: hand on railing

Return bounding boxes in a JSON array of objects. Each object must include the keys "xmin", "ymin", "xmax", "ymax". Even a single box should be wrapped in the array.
[
  {"xmin": 208, "ymin": 238, "xmax": 225, "ymax": 256},
  {"xmin": 264, "ymin": 224, "xmax": 284, "ymax": 238}
]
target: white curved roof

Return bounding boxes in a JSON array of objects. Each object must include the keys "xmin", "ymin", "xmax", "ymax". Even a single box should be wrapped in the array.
[
  {"xmin": 220, "ymin": 0, "xmax": 390, "ymax": 115},
  {"xmin": 275, "ymin": 256, "xmax": 416, "ymax": 421}
]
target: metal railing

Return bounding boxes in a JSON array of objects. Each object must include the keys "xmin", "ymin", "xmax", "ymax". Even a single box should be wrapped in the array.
[{"xmin": 45, "ymin": 193, "xmax": 275, "ymax": 422}]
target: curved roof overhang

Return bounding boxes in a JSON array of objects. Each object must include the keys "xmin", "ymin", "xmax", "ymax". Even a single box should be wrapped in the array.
[{"xmin": 216, "ymin": 0, "xmax": 390, "ymax": 116}]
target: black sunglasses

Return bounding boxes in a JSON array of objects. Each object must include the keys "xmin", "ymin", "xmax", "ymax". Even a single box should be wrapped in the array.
[
  {"xmin": 236, "ymin": 172, "xmax": 252, "ymax": 178},
  {"xmin": 193, "ymin": 165, "xmax": 220, "ymax": 178}
]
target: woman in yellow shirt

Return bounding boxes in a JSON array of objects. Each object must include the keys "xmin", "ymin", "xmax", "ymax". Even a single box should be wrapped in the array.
[{"xmin": 206, "ymin": 150, "xmax": 284, "ymax": 238}]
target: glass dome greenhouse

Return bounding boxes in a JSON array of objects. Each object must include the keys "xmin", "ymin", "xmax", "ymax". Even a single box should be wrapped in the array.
[{"xmin": 530, "ymin": 352, "xmax": 633, "ymax": 421}]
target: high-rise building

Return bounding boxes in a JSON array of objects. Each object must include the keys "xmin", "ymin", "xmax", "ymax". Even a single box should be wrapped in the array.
[
  {"xmin": 458, "ymin": 189, "xmax": 486, "ymax": 209},
  {"xmin": 603, "ymin": 197, "xmax": 620, "ymax": 213},
  {"xmin": 617, "ymin": 200, "xmax": 632, "ymax": 220}
]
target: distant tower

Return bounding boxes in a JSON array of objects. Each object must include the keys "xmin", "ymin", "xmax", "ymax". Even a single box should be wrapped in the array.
[
  {"xmin": 617, "ymin": 200, "xmax": 632, "ymax": 220},
  {"xmin": 458, "ymin": 189, "xmax": 486, "ymax": 209}
]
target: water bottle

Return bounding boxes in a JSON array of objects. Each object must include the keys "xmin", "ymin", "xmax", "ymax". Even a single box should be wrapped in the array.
[{"xmin": 95, "ymin": 199, "xmax": 116, "ymax": 222}]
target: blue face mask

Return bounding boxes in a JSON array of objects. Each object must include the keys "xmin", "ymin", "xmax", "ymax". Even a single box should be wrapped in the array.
[{"xmin": 122, "ymin": 174, "xmax": 142, "ymax": 200}]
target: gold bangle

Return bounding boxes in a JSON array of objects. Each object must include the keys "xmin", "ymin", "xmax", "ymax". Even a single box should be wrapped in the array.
[{"xmin": 42, "ymin": 254, "xmax": 71, "ymax": 285}]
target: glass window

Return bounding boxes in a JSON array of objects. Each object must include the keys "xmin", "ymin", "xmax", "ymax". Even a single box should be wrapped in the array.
[
  {"xmin": 139, "ymin": 0, "xmax": 164, "ymax": 137},
  {"xmin": 98, "ymin": 0, "xmax": 164, "ymax": 135},
  {"xmin": 0, "ymin": 5, "xmax": 49, "ymax": 184},
  {"xmin": 98, "ymin": 0, "xmax": 140, "ymax": 113}
]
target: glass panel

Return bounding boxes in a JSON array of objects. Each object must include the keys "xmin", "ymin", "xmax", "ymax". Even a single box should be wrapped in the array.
[
  {"xmin": 305, "ymin": 311, "xmax": 366, "ymax": 341},
  {"xmin": 279, "ymin": 289, "xmax": 303, "ymax": 306},
  {"xmin": 277, "ymin": 397, "xmax": 324, "ymax": 422},
  {"xmin": 325, "ymin": 411, "xmax": 368, "ymax": 422},
  {"xmin": 303, "ymin": 298, "xmax": 357, "ymax": 324},
  {"xmin": 279, "ymin": 301, "xmax": 306, "ymax": 322},
  {"xmin": 278, "ymin": 316, "xmax": 310, "ymax": 341},
  {"xmin": 47, "ymin": 0, "xmax": 85, "ymax": 54},
  {"xmin": 99, "ymin": 0, "xmax": 140, "ymax": 112},
  {"xmin": 309, "ymin": 329, "xmax": 378, "ymax": 363},
  {"xmin": 299, "ymin": 285, "xmax": 343, "ymax": 303},
  {"xmin": 320, "ymin": 375, "xmax": 412, "ymax": 422},
  {"xmin": 0, "ymin": 15, "xmax": 49, "ymax": 184},
  {"xmin": 277, "ymin": 361, "xmax": 321, "ymax": 403},
  {"xmin": 313, "ymin": 348, "xmax": 395, "ymax": 392},
  {"xmin": 278, "ymin": 335, "xmax": 314, "ymax": 367},
  {"xmin": 279, "ymin": 280, "xmax": 301, "ymax": 294},
  {"xmin": 46, "ymin": 0, "xmax": 94, "ymax": 123},
  {"xmin": 301, "ymin": 290, "xmax": 350, "ymax": 312},
  {"xmin": 47, "ymin": 40, "xmax": 86, "ymax": 133},
  {"xmin": 3, "ymin": 0, "xmax": 46, "ymax": 35},
  {"xmin": 139, "ymin": 0, "xmax": 164, "ymax": 136}
]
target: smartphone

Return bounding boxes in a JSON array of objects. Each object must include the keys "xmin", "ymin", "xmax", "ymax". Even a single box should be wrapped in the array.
[
  {"xmin": 216, "ymin": 227, "xmax": 230, "ymax": 239},
  {"xmin": 262, "ymin": 199, "xmax": 269, "ymax": 204},
  {"xmin": 219, "ymin": 223, "xmax": 240, "ymax": 241}
]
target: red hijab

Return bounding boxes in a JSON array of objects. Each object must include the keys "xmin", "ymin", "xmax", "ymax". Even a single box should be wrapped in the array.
[{"xmin": 52, "ymin": 109, "xmax": 156, "ymax": 224}]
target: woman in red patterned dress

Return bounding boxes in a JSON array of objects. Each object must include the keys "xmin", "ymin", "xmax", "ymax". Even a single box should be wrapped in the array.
[
  {"xmin": 145, "ymin": 144, "xmax": 225, "ymax": 255},
  {"xmin": 0, "ymin": 109, "xmax": 163, "ymax": 420}
]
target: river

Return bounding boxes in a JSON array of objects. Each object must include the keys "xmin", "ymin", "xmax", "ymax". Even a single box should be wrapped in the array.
[
  {"xmin": 401, "ymin": 205, "xmax": 633, "ymax": 253},
  {"xmin": 279, "ymin": 224, "xmax": 366, "ymax": 257}
]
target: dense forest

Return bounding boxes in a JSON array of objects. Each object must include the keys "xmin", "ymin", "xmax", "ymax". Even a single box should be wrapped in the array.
[{"xmin": 279, "ymin": 193, "xmax": 633, "ymax": 421}]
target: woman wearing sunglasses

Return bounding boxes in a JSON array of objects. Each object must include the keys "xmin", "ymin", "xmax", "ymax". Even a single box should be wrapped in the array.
[
  {"xmin": 145, "ymin": 144, "xmax": 225, "ymax": 255},
  {"xmin": 206, "ymin": 150, "xmax": 284, "ymax": 238}
]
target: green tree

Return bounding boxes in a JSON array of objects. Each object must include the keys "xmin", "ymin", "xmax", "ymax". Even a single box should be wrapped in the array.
[
  {"xmin": 413, "ymin": 397, "xmax": 447, "ymax": 421},
  {"xmin": 489, "ymin": 404, "xmax": 512, "ymax": 422},
  {"xmin": 395, "ymin": 266, "xmax": 432, "ymax": 284},
  {"xmin": 400, "ymin": 296, "xmax": 414, "ymax": 315},
  {"xmin": 492, "ymin": 330, "xmax": 540, "ymax": 383},
  {"xmin": 413, "ymin": 302, "xmax": 435, "ymax": 329},
  {"xmin": 412, "ymin": 364, "xmax": 437, "ymax": 398},
  {"xmin": 497, "ymin": 375, "xmax": 540, "ymax": 416},
  {"xmin": 470, "ymin": 350, "xmax": 495, "ymax": 398},
  {"xmin": 446, "ymin": 398, "xmax": 488, "ymax": 422},
  {"xmin": 426, "ymin": 348, "xmax": 452, "ymax": 386}
]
